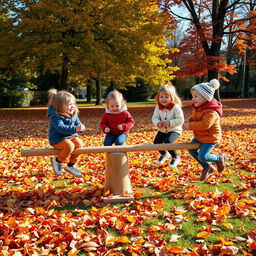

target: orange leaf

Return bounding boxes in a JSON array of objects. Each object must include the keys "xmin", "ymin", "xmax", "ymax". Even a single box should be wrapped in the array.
[
  {"xmin": 116, "ymin": 236, "xmax": 130, "ymax": 244},
  {"xmin": 196, "ymin": 231, "xmax": 210, "ymax": 239},
  {"xmin": 167, "ymin": 246, "xmax": 183, "ymax": 253}
]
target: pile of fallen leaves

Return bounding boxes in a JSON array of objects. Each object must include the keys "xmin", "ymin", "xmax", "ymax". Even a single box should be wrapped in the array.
[{"xmin": 0, "ymin": 98, "xmax": 255, "ymax": 256}]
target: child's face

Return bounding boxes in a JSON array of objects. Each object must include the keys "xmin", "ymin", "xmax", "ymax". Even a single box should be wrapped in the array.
[
  {"xmin": 191, "ymin": 90, "xmax": 207, "ymax": 107},
  {"xmin": 108, "ymin": 99, "xmax": 122, "ymax": 114},
  {"xmin": 62, "ymin": 99, "xmax": 75, "ymax": 115},
  {"xmin": 159, "ymin": 92, "xmax": 172, "ymax": 106}
]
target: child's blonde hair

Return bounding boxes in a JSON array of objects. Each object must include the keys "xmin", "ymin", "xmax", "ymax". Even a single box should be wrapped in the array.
[
  {"xmin": 106, "ymin": 89, "xmax": 126, "ymax": 107},
  {"xmin": 48, "ymin": 89, "xmax": 78, "ymax": 114},
  {"xmin": 155, "ymin": 84, "xmax": 182, "ymax": 106}
]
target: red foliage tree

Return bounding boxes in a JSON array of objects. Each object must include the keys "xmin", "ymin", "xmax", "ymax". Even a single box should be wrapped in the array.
[{"xmin": 161, "ymin": 0, "xmax": 256, "ymax": 84}]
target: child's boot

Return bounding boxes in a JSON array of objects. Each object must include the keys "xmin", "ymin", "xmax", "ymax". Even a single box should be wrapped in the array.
[
  {"xmin": 200, "ymin": 165, "xmax": 215, "ymax": 181},
  {"xmin": 216, "ymin": 154, "xmax": 226, "ymax": 172},
  {"xmin": 64, "ymin": 165, "xmax": 82, "ymax": 178},
  {"xmin": 51, "ymin": 157, "xmax": 62, "ymax": 175},
  {"xmin": 169, "ymin": 156, "xmax": 181, "ymax": 169},
  {"xmin": 156, "ymin": 152, "xmax": 171, "ymax": 165}
]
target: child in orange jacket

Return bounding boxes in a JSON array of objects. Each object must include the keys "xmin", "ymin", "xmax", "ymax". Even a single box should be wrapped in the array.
[{"xmin": 182, "ymin": 79, "xmax": 226, "ymax": 181}]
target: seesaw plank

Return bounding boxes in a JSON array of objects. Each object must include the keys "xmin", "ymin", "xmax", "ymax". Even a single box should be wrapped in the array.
[{"xmin": 21, "ymin": 143, "xmax": 200, "ymax": 157}]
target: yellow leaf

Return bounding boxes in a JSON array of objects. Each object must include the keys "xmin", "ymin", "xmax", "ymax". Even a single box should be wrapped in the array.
[
  {"xmin": 83, "ymin": 175, "xmax": 90, "ymax": 181},
  {"xmin": 153, "ymin": 192, "xmax": 161, "ymax": 197},
  {"xmin": 196, "ymin": 231, "xmax": 210, "ymax": 239},
  {"xmin": 196, "ymin": 217, "xmax": 207, "ymax": 222},
  {"xmin": 127, "ymin": 216, "xmax": 136, "ymax": 223},
  {"xmin": 77, "ymin": 229, "xmax": 85, "ymax": 235},
  {"xmin": 219, "ymin": 236, "xmax": 234, "ymax": 245},
  {"xmin": 134, "ymin": 237, "xmax": 145, "ymax": 244},
  {"xmin": 223, "ymin": 223, "xmax": 234, "ymax": 230},
  {"xmin": 24, "ymin": 178, "xmax": 32, "ymax": 184},
  {"xmin": 67, "ymin": 248, "xmax": 80, "ymax": 256},
  {"xmin": 147, "ymin": 225, "xmax": 161, "ymax": 232},
  {"xmin": 116, "ymin": 236, "xmax": 130, "ymax": 243},
  {"xmin": 133, "ymin": 159, "xmax": 139, "ymax": 164}
]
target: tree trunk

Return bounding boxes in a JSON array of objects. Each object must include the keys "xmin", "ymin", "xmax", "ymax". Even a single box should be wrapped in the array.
[
  {"xmin": 60, "ymin": 56, "xmax": 69, "ymax": 89},
  {"xmin": 86, "ymin": 79, "xmax": 92, "ymax": 103},
  {"xmin": 207, "ymin": 68, "xmax": 219, "ymax": 81},
  {"xmin": 95, "ymin": 78, "xmax": 102, "ymax": 105},
  {"xmin": 110, "ymin": 80, "xmax": 115, "ymax": 91},
  {"xmin": 243, "ymin": 63, "xmax": 250, "ymax": 98}
]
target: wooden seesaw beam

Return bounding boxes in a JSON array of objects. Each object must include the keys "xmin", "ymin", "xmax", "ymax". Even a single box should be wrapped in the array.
[
  {"xmin": 21, "ymin": 143, "xmax": 200, "ymax": 203},
  {"xmin": 20, "ymin": 143, "xmax": 200, "ymax": 157}
]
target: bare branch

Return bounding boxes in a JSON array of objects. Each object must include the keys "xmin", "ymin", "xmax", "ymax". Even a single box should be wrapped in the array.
[
  {"xmin": 157, "ymin": 2, "xmax": 192, "ymax": 21},
  {"xmin": 226, "ymin": 0, "xmax": 243, "ymax": 11},
  {"xmin": 223, "ymin": 29, "xmax": 256, "ymax": 35}
]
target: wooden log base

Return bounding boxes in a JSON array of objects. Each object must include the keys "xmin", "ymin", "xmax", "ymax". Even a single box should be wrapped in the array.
[
  {"xmin": 104, "ymin": 152, "xmax": 132, "ymax": 196},
  {"xmin": 103, "ymin": 195, "xmax": 134, "ymax": 204}
]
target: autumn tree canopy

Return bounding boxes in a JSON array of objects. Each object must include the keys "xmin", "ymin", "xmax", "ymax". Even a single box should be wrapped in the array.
[
  {"xmin": 162, "ymin": 0, "xmax": 256, "ymax": 85},
  {"xmin": 0, "ymin": 0, "xmax": 178, "ymax": 102}
]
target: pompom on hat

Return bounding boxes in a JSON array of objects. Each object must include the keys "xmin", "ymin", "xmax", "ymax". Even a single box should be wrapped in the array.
[{"xmin": 191, "ymin": 79, "xmax": 220, "ymax": 101}]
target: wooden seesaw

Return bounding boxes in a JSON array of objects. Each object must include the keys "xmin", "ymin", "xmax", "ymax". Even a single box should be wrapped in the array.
[{"xmin": 21, "ymin": 142, "xmax": 200, "ymax": 203}]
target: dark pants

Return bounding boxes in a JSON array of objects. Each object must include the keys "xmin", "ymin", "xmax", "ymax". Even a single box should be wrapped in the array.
[{"xmin": 153, "ymin": 131, "xmax": 180, "ymax": 158}]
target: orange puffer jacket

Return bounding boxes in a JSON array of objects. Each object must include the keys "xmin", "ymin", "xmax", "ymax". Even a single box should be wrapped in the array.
[{"xmin": 187, "ymin": 99, "xmax": 222, "ymax": 143}]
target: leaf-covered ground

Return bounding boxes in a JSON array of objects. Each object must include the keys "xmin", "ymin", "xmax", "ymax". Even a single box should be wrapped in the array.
[{"xmin": 0, "ymin": 98, "xmax": 256, "ymax": 256}]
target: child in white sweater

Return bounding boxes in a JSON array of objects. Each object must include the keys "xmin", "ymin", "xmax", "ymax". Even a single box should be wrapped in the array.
[{"xmin": 152, "ymin": 84, "xmax": 184, "ymax": 168}]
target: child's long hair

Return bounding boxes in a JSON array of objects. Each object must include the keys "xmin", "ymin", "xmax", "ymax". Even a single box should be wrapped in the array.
[
  {"xmin": 48, "ymin": 89, "xmax": 78, "ymax": 114},
  {"xmin": 106, "ymin": 89, "xmax": 126, "ymax": 107},
  {"xmin": 155, "ymin": 84, "xmax": 182, "ymax": 107}
]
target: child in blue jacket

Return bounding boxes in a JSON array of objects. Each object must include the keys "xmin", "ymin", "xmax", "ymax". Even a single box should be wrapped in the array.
[{"xmin": 47, "ymin": 89, "xmax": 85, "ymax": 178}]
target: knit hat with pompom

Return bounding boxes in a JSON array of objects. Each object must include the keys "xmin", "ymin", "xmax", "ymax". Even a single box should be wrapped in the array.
[{"xmin": 191, "ymin": 79, "xmax": 220, "ymax": 101}]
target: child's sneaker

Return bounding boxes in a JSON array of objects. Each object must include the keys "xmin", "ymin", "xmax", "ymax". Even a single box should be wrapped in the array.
[
  {"xmin": 216, "ymin": 154, "xmax": 226, "ymax": 172},
  {"xmin": 199, "ymin": 165, "xmax": 215, "ymax": 181},
  {"xmin": 169, "ymin": 156, "xmax": 181, "ymax": 169},
  {"xmin": 156, "ymin": 152, "xmax": 171, "ymax": 165},
  {"xmin": 51, "ymin": 157, "xmax": 62, "ymax": 175},
  {"xmin": 64, "ymin": 165, "xmax": 82, "ymax": 178}
]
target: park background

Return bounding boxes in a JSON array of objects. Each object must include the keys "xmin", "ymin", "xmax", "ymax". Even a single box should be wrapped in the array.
[{"xmin": 0, "ymin": 0, "xmax": 256, "ymax": 256}]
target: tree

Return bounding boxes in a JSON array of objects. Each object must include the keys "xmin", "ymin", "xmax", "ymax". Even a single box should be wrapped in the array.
[
  {"xmin": 161, "ymin": 0, "xmax": 256, "ymax": 81},
  {"xmin": 234, "ymin": 0, "xmax": 256, "ymax": 97},
  {"xmin": 1, "ymin": 0, "xmax": 178, "ymax": 104}
]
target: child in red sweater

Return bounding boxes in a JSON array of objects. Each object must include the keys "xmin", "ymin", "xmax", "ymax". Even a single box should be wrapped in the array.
[{"xmin": 100, "ymin": 90, "xmax": 134, "ymax": 146}]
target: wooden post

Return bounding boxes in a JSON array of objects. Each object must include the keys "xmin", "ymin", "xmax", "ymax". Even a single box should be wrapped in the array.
[{"xmin": 103, "ymin": 152, "xmax": 134, "ymax": 203}]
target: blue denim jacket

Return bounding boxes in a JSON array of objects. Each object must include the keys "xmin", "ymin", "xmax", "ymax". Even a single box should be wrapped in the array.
[{"xmin": 48, "ymin": 106, "xmax": 82, "ymax": 145}]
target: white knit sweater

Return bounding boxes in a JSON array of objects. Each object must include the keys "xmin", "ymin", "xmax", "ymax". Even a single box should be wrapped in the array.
[{"xmin": 152, "ymin": 104, "xmax": 184, "ymax": 134}]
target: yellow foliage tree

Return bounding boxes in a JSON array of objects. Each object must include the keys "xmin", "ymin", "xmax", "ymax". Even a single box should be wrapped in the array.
[{"xmin": 0, "ymin": 0, "xmax": 178, "ymax": 103}]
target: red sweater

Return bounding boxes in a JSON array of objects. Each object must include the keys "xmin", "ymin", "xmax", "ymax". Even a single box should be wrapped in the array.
[{"xmin": 100, "ymin": 109, "xmax": 134, "ymax": 134}]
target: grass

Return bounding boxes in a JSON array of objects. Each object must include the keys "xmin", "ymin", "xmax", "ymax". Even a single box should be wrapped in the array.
[
  {"xmin": 79, "ymin": 165, "xmax": 254, "ymax": 255},
  {"xmin": 45, "ymin": 165, "xmax": 254, "ymax": 255},
  {"xmin": 3, "ymin": 144, "xmax": 255, "ymax": 255},
  {"xmin": 76, "ymin": 98, "xmax": 155, "ymax": 107}
]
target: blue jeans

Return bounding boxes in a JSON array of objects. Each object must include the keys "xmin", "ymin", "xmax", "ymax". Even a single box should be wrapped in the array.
[
  {"xmin": 188, "ymin": 138, "xmax": 220, "ymax": 169},
  {"xmin": 104, "ymin": 133, "xmax": 128, "ymax": 146}
]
